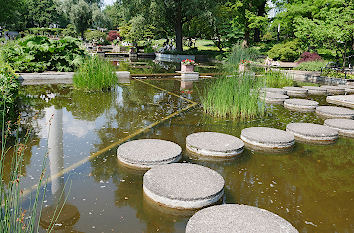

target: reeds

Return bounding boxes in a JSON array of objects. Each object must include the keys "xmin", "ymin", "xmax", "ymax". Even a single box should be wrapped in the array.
[
  {"xmin": 223, "ymin": 44, "xmax": 259, "ymax": 74},
  {"xmin": 201, "ymin": 72, "xmax": 265, "ymax": 119},
  {"xmin": 73, "ymin": 56, "xmax": 117, "ymax": 91},
  {"xmin": 264, "ymin": 70, "xmax": 294, "ymax": 88}
]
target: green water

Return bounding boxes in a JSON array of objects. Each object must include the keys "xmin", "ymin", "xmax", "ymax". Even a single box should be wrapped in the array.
[{"xmin": 9, "ymin": 78, "xmax": 354, "ymax": 232}]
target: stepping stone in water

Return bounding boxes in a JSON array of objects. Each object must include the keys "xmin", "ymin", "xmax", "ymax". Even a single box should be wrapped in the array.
[
  {"xmin": 186, "ymin": 132, "xmax": 244, "ymax": 158},
  {"xmin": 185, "ymin": 204, "xmax": 298, "ymax": 233},
  {"xmin": 320, "ymin": 85, "xmax": 345, "ymax": 95},
  {"xmin": 284, "ymin": 98, "xmax": 319, "ymax": 112},
  {"xmin": 283, "ymin": 87, "xmax": 308, "ymax": 97},
  {"xmin": 240, "ymin": 127, "xmax": 295, "ymax": 152},
  {"xmin": 260, "ymin": 87, "xmax": 287, "ymax": 95},
  {"xmin": 286, "ymin": 123, "xmax": 338, "ymax": 144},
  {"xmin": 261, "ymin": 92, "xmax": 289, "ymax": 104},
  {"xmin": 143, "ymin": 163, "xmax": 224, "ymax": 209},
  {"xmin": 316, "ymin": 106, "xmax": 354, "ymax": 119},
  {"xmin": 324, "ymin": 118, "xmax": 354, "ymax": 138},
  {"xmin": 326, "ymin": 95, "xmax": 354, "ymax": 109},
  {"xmin": 337, "ymin": 85, "xmax": 354, "ymax": 94},
  {"xmin": 117, "ymin": 139, "xmax": 182, "ymax": 169},
  {"xmin": 302, "ymin": 86, "xmax": 327, "ymax": 95}
]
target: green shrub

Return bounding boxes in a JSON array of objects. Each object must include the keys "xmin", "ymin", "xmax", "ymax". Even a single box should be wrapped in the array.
[
  {"xmin": 84, "ymin": 30, "xmax": 108, "ymax": 45},
  {"xmin": 73, "ymin": 56, "xmax": 117, "ymax": 91},
  {"xmin": 62, "ymin": 24, "xmax": 78, "ymax": 38},
  {"xmin": 201, "ymin": 72, "xmax": 265, "ymax": 119},
  {"xmin": 223, "ymin": 44, "xmax": 259, "ymax": 73},
  {"xmin": 268, "ymin": 40, "xmax": 302, "ymax": 62},
  {"xmin": 264, "ymin": 70, "xmax": 294, "ymax": 88},
  {"xmin": 0, "ymin": 61, "xmax": 20, "ymax": 129},
  {"xmin": 294, "ymin": 61, "xmax": 328, "ymax": 71},
  {"xmin": 0, "ymin": 36, "xmax": 86, "ymax": 72}
]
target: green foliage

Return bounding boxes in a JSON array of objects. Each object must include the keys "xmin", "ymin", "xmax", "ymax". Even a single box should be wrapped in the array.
[
  {"xmin": 62, "ymin": 24, "xmax": 78, "ymax": 37},
  {"xmin": 0, "ymin": 62, "xmax": 20, "ymax": 129},
  {"xmin": 295, "ymin": 61, "xmax": 328, "ymax": 71},
  {"xmin": 73, "ymin": 56, "xmax": 117, "ymax": 91},
  {"xmin": 69, "ymin": 0, "xmax": 92, "ymax": 38},
  {"xmin": 84, "ymin": 30, "xmax": 108, "ymax": 45},
  {"xmin": 268, "ymin": 40, "xmax": 302, "ymax": 62},
  {"xmin": 0, "ymin": 36, "xmax": 86, "ymax": 72},
  {"xmin": 201, "ymin": 73, "xmax": 265, "ymax": 119},
  {"xmin": 321, "ymin": 70, "xmax": 354, "ymax": 79},
  {"xmin": 264, "ymin": 70, "xmax": 294, "ymax": 88},
  {"xmin": 223, "ymin": 44, "xmax": 259, "ymax": 73},
  {"xmin": 26, "ymin": 0, "xmax": 59, "ymax": 28}
]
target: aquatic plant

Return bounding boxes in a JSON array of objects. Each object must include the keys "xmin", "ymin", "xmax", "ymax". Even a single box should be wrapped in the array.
[
  {"xmin": 201, "ymin": 72, "xmax": 265, "ymax": 119},
  {"xmin": 223, "ymin": 44, "xmax": 259, "ymax": 73},
  {"xmin": 73, "ymin": 56, "xmax": 117, "ymax": 91},
  {"xmin": 264, "ymin": 70, "xmax": 294, "ymax": 88}
]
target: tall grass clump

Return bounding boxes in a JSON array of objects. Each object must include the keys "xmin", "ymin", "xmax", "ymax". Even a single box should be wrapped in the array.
[
  {"xmin": 201, "ymin": 73, "xmax": 265, "ymax": 119},
  {"xmin": 223, "ymin": 43, "xmax": 259, "ymax": 73},
  {"xmin": 73, "ymin": 56, "xmax": 117, "ymax": 91},
  {"xmin": 264, "ymin": 70, "xmax": 294, "ymax": 88}
]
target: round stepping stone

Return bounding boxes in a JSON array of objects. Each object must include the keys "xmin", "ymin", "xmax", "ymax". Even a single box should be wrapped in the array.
[
  {"xmin": 320, "ymin": 85, "xmax": 345, "ymax": 95},
  {"xmin": 283, "ymin": 86, "xmax": 307, "ymax": 97},
  {"xmin": 261, "ymin": 92, "xmax": 289, "ymax": 104},
  {"xmin": 143, "ymin": 163, "xmax": 224, "ymax": 209},
  {"xmin": 186, "ymin": 204, "xmax": 298, "ymax": 233},
  {"xmin": 327, "ymin": 95, "xmax": 354, "ymax": 108},
  {"xmin": 117, "ymin": 139, "xmax": 182, "ymax": 169},
  {"xmin": 260, "ymin": 87, "xmax": 287, "ymax": 95},
  {"xmin": 286, "ymin": 123, "xmax": 338, "ymax": 144},
  {"xmin": 186, "ymin": 132, "xmax": 244, "ymax": 158},
  {"xmin": 324, "ymin": 119, "xmax": 354, "ymax": 138},
  {"xmin": 337, "ymin": 85, "xmax": 354, "ymax": 94},
  {"xmin": 316, "ymin": 106, "xmax": 354, "ymax": 119},
  {"xmin": 302, "ymin": 86, "xmax": 327, "ymax": 95},
  {"xmin": 240, "ymin": 127, "xmax": 295, "ymax": 152},
  {"xmin": 284, "ymin": 98, "xmax": 319, "ymax": 112}
]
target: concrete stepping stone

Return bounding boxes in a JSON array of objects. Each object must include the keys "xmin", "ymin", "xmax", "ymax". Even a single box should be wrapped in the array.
[
  {"xmin": 283, "ymin": 87, "xmax": 307, "ymax": 97},
  {"xmin": 286, "ymin": 123, "xmax": 338, "ymax": 144},
  {"xmin": 143, "ymin": 163, "xmax": 224, "ymax": 209},
  {"xmin": 185, "ymin": 204, "xmax": 298, "ymax": 233},
  {"xmin": 320, "ymin": 85, "xmax": 345, "ymax": 95},
  {"xmin": 261, "ymin": 92, "xmax": 289, "ymax": 104},
  {"xmin": 337, "ymin": 85, "xmax": 354, "ymax": 94},
  {"xmin": 186, "ymin": 132, "xmax": 244, "ymax": 158},
  {"xmin": 284, "ymin": 98, "xmax": 319, "ymax": 112},
  {"xmin": 324, "ymin": 119, "xmax": 354, "ymax": 138},
  {"xmin": 302, "ymin": 86, "xmax": 327, "ymax": 95},
  {"xmin": 117, "ymin": 139, "xmax": 182, "ymax": 169},
  {"xmin": 327, "ymin": 95, "xmax": 354, "ymax": 108},
  {"xmin": 316, "ymin": 106, "xmax": 354, "ymax": 119},
  {"xmin": 240, "ymin": 127, "xmax": 295, "ymax": 152},
  {"xmin": 260, "ymin": 87, "xmax": 287, "ymax": 95}
]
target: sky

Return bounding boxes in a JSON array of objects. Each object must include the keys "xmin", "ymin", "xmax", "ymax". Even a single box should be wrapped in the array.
[{"xmin": 103, "ymin": 0, "xmax": 114, "ymax": 7}]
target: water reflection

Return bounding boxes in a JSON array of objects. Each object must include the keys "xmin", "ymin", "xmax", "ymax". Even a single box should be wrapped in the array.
[{"xmin": 40, "ymin": 107, "xmax": 80, "ymax": 232}]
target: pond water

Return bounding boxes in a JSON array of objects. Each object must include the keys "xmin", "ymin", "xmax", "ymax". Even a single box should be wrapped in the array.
[{"xmin": 8, "ymin": 78, "xmax": 354, "ymax": 232}]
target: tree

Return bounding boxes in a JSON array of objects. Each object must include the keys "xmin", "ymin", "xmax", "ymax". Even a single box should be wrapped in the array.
[
  {"xmin": 0, "ymin": 0, "xmax": 27, "ymax": 30},
  {"xmin": 293, "ymin": 2, "xmax": 353, "ymax": 68},
  {"xmin": 26, "ymin": 0, "xmax": 59, "ymax": 27},
  {"xmin": 69, "ymin": 0, "xmax": 92, "ymax": 39}
]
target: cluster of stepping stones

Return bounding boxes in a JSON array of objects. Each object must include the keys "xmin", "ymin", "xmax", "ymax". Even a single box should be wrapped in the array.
[{"xmin": 115, "ymin": 84, "xmax": 354, "ymax": 232}]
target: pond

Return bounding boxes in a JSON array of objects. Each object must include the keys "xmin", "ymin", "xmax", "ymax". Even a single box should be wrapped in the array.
[{"xmin": 7, "ymin": 77, "xmax": 354, "ymax": 232}]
